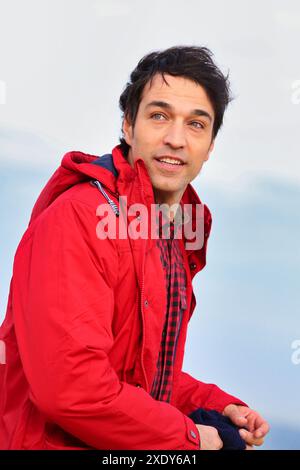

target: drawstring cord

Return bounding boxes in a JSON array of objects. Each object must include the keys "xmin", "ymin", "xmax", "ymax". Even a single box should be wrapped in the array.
[{"xmin": 91, "ymin": 180, "xmax": 119, "ymax": 217}]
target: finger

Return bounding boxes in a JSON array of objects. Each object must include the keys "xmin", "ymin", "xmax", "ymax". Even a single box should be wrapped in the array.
[
  {"xmin": 239, "ymin": 428, "xmax": 264, "ymax": 446},
  {"xmin": 224, "ymin": 405, "xmax": 248, "ymax": 426},
  {"xmin": 253, "ymin": 420, "xmax": 270, "ymax": 439},
  {"xmin": 242, "ymin": 413, "xmax": 256, "ymax": 432},
  {"xmin": 234, "ymin": 415, "xmax": 248, "ymax": 427},
  {"xmin": 245, "ymin": 445, "xmax": 255, "ymax": 451}
]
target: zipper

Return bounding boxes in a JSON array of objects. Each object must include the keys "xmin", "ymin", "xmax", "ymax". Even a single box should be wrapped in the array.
[
  {"xmin": 136, "ymin": 164, "xmax": 150, "ymax": 392},
  {"xmin": 139, "ymin": 250, "xmax": 148, "ymax": 391},
  {"xmin": 90, "ymin": 180, "xmax": 119, "ymax": 217}
]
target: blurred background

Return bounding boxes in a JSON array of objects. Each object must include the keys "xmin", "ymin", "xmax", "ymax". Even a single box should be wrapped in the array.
[{"xmin": 0, "ymin": 0, "xmax": 299, "ymax": 449}]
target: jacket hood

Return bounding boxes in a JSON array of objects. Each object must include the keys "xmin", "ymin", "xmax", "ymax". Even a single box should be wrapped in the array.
[{"xmin": 28, "ymin": 145, "xmax": 129, "ymax": 225}]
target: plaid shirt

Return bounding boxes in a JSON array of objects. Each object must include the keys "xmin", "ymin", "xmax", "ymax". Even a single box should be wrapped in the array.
[{"xmin": 150, "ymin": 205, "xmax": 187, "ymax": 403}]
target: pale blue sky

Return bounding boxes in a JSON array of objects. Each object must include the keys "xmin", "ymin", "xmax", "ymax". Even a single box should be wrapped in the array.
[{"xmin": 0, "ymin": 0, "xmax": 299, "ymax": 449}]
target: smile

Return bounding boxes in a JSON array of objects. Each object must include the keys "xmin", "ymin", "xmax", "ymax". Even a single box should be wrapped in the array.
[
  {"xmin": 154, "ymin": 156, "xmax": 185, "ymax": 172},
  {"xmin": 157, "ymin": 157, "xmax": 183, "ymax": 165}
]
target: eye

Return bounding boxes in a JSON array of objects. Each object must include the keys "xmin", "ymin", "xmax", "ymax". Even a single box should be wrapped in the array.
[
  {"xmin": 190, "ymin": 121, "xmax": 204, "ymax": 129},
  {"xmin": 151, "ymin": 113, "xmax": 166, "ymax": 121}
]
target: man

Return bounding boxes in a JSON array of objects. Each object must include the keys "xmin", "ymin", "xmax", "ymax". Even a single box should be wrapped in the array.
[{"xmin": 0, "ymin": 46, "xmax": 269, "ymax": 450}]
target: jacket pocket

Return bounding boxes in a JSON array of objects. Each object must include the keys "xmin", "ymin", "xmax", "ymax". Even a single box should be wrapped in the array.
[
  {"xmin": 43, "ymin": 438, "xmax": 90, "ymax": 450},
  {"xmin": 43, "ymin": 423, "xmax": 93, "ymax": 450}
]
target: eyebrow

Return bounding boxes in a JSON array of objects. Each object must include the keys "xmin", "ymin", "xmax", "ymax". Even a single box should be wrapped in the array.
[{"xmin": 145, "ymin": 100, "xmax": 213, "ymax": 122}]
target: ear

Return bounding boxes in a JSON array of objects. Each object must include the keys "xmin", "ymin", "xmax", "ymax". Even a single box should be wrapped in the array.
[
  {"xmin": 204, "ymin": 139, "xmax": 214, "ymax": 161},
  {"xmin": 122, "ymin": 115, "xmax": 133, "ymax": 146}
]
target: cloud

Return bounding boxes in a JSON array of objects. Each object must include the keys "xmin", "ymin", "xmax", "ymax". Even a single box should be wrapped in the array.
[
  {"xmin": 274, "ymin": 8, "xmax": 300, "ymax": 30},
  {"xmin": 1, "ymin": 0, "xmax": 299, "ymax": 187},
  {"xmin": 0, "ymin": 125, "xmax": 65, "ymax": 170},
  {"xmin": 0, "ymin": 80, "xmax": 6, "ymax": 105},
  {"xmin": 93, "ymin": 0, "xmax": 134, "ymax": 17}
]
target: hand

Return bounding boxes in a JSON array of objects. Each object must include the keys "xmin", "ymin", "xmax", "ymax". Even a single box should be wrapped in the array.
[
  {"xmin": 222, "ymin": 404, "xmax": 270, "ymax": 448},
  {"xmin": 195, "ymin": 424, "xmax": 223, "ymax": 450}
]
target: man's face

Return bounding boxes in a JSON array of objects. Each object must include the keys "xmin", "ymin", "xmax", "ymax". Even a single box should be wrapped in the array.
[{"xmin": 123, "ymin": 73, "xmax": 215, "ymax": 204}]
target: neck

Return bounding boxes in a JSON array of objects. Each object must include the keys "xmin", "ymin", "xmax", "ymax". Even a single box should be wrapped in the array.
[{"xmin": 153, "ymin": 188, "xmax": 186, "ymax": 222}]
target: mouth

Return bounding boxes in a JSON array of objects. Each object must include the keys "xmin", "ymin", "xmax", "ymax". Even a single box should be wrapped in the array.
[{"xmin": 154, "ymin": 155, "xmax": 186, "ymax": 171}]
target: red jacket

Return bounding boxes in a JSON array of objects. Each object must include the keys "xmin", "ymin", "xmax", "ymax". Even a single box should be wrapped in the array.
[{"xmin": 0, "ymin": 145, "xmax": 247, "ymax": 450}]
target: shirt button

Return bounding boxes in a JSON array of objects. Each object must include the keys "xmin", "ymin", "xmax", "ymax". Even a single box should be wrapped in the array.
[
  {"xmin": 144, "ymin": 300, "xmax": 148, "ymax": 307},
  {"xmin": 190, "ymin": 430, "xmax": 197, "ymax": 439},
  {"xmin": 189, "ymin": 262, "xmax": 197, "ymax": 270},
  {"xmin": 136, "ymin": 384, "xmax": 141, "ymax": 388}
]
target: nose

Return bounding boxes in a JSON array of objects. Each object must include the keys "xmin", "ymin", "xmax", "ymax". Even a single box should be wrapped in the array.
[{"xmin": 162, "ymin": 121, "xmax": 186, "ymax": 149}]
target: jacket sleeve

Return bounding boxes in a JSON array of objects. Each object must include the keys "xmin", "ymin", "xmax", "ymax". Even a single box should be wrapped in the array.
[
  {"xmin": 13, "ymin": 198, "xmax": 201, "ymax": 450},
  {"xmin": 174, "ymin": 370, "xmax": 248, "ymax": 416}
]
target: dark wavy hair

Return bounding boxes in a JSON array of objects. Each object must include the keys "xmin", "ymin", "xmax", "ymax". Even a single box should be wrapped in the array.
[{"xmin": 119, "ymin": 45, "xmax": 233, "ymax": 157}]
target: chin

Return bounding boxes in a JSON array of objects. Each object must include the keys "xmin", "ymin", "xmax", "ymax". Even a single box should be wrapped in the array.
[{"xmin": 153, "ymin": 185, "xmax": 180, "ymax": 195}]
